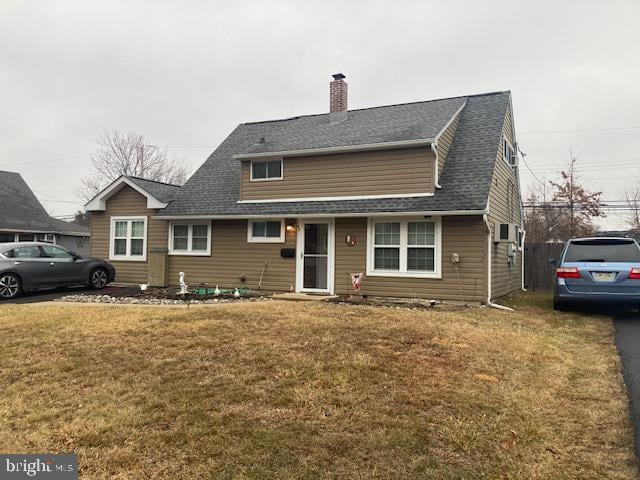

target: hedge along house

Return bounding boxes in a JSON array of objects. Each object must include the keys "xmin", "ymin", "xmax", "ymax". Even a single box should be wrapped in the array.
[{"xmin": 85, "ymin": 74, "xmax": 524, "ymax": 304}]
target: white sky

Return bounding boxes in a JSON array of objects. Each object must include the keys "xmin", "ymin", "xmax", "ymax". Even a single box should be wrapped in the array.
[{"xmin": 1, "ymin": 0, "xmax": 638, "ymax": 229}]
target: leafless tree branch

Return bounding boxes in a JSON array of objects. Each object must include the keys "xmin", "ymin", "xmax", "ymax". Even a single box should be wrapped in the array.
[{"xmin": 80, "ymin": 130, "xmax": 188, "ymax": 201}]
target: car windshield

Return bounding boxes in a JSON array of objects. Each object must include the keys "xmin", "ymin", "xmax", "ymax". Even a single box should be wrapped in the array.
[{"xmin": 564, "ymin": 239, "xmax": 640, "ymax": 263}]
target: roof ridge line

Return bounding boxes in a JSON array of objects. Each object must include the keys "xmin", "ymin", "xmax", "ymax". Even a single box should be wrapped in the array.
[{"xmin": 242, "ymin": 90, "xmax": 510, "ymax": 126}]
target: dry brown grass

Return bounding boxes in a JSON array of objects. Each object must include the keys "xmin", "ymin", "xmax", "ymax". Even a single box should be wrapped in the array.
[{"xmin": 0, "ymin": 293, "xmax": 636, "ymax": 479}]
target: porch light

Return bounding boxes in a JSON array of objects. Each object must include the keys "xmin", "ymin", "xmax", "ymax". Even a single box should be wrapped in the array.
[{"xmin": 286, "ymin": 223, "xmax": 296, "ymax": 233}]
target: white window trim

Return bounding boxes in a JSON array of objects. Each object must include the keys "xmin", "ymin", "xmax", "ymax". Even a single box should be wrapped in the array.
[
  {"xmin": 247, "ymin": 219, "xmax": 285, "ymax": 243},
  {"xmin": 366, "ymin": 216, "xmax": 442, "ymax": 279},
  {"xmin": 249, "ymin": 158, "xmax": 283, "ymax": 182},
  {"xmin": 502, "ymin": 137, "xmax": 515, "ymax": 166},
  {"xmin": 168, "ymin": 221, "xmax": 212, "ymax": 256},
  {"xmin": 109, "ymin": 216, "xmax": 148, "ymax": 261}
]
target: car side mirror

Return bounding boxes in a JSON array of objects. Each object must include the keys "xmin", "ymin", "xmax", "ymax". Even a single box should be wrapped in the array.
[{"xmin": 72, "ymin": 254, "xmax": 81, "ymax": 261}]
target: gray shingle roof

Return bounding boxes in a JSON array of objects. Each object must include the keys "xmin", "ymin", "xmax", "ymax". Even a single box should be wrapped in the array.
[
  {"xmin": 159, "ymin": 91, "xmax": 510, "ymax": 217},
  {"xmin": 0, "ymin": 171, "xmax": 89, "ymax": 235},
  {"xmin": 237, "ymin": 96, "xmax": 466, "ymax": 156},
  {"xmin": 125, "ymin": 176, "xmax": 181, "ymax": 202}
]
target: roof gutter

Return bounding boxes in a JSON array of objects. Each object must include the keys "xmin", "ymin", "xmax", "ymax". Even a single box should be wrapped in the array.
[
  {"xmin": 232, "ymin": 138, "xmax": 434, "ymax": 160},
  {"xmin": 154, "ymin": 209, "xmax": 487, "ymax": 220},
  {"xmin": 0, "ymin": 228, "xmax": 90, "ymax": 237}
]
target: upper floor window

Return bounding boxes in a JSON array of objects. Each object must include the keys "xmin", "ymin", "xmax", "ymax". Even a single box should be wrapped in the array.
[
  {"xmin": 251, "ymin": 159, "xmax": 283, "ymax": 181},
  {"xmin": 109, "ymin": 216, "xmax": 147, "ymax": 261},
  {"xmin": 503, "ymin": 138, "xmax": 516, "ymax": 166},
  {"xmin": 247, "ymin": 219, "xmax": 285, "ymax": 243},
  {"xmin": 169, "ymin": 222, "xmax": 211, "ymax": 255}
]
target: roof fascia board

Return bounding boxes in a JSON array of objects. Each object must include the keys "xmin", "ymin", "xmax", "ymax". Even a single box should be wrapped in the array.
[
  {"xmin": 233, "ymin": 138, "xmax": 433, "ymax": 160},
  {"xmin": 154, "ymin": 209, "xmax": 487, "ymax": 220},
  {"xmin": 84, "ymin": 177, "xmax": 168, "ymax": 211},
  {"xmin": 237, "ymin": 192, "xmax": 434, "ymax": 204},
  {"xmin": 0, "ymin": 228, "xmax": 89, "ymax": 236}
]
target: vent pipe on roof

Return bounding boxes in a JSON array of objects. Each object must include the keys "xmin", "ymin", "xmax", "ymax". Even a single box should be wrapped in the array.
[{"xmin": 329, "ymin": 73, "xmax": 348, "ymax": 123}]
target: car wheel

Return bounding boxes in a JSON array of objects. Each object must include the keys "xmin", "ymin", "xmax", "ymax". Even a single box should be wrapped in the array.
[
  {"xmin": 89, "ymin": 268, "xmax": 108, "ymax": 290},
  {"xmin": 553, "ymin": 298, "xmax": 568, "ymax": 311},
  {"xmin": 0, "ymin": 273, "xmax": 21, "ymax": 300}
]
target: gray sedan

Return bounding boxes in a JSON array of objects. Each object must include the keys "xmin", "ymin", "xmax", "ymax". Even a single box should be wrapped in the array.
[{"xmin": 0, "ymin": 242, "xmax": 116, "ymax": 300}]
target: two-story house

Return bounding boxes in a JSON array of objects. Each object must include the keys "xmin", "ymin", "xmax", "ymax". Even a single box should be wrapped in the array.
[{"xmin": 85, "ymin": 74, "xmax": 524, "ymax": 303}]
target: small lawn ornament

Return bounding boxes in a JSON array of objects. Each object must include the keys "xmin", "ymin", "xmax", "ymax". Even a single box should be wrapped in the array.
[
  {"xmin": 214, "ymin": 285, "xmax": 221, "ymax": 296},
  {"xmin": 350, "ymin": 272, "xmax": 364, "ymax": 291},
  {"xmin": 179, "ymin": 272, "xmax": 188, "ymax": 295},
  {"xmin": 139, "ymin": 283, "xmax": 148, "ymax": 291},
  {"xmin": 233, "ymin": 288, "xmax": 241, "ymax": 298}
]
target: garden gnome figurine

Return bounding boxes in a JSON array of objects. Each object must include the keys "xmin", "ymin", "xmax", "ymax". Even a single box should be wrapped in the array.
[
  {"xmin": 214, "ymin": 285, "xmax": 221, "ymax": 296},
  {"xmin": 233, "ymin": 288, "xmax": 241, "ymax": 298},
  {"xmin": 179, "ymin": 272, "xmax": 188, "ymax": 295}
]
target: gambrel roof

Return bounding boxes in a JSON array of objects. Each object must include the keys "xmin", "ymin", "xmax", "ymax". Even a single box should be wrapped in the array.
[{"xmin": 123, "ymin": 91, "xmax": 512, "ymax": 218}]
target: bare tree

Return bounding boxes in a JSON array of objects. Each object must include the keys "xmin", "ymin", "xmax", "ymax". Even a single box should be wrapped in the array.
[
  {"xmin": 525, "ymin": 154, "xmax": 604, "ymax": 242},
  {"xmin": 81, "ymin": 130, "xmax": 188, "ymax": 200},
  {"xmin": 548, "ymin": 154, "xmax": 604, "ymax": 239},
  {"xmin": 624, "ymin": 175, "xmax": 640, "ymax": 233},
  {"xmin": 524, "ymin": 181, "xmax": 566, "ymax": 243}
]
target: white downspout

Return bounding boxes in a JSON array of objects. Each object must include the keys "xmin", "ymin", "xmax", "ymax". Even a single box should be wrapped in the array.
[
  {"xmin": 483, "ymin": 213, "xmax": 515, "ymax": 312},
  {"xmin": 521, "ymin": 229, "xmax": 527, "ymax": 291}
]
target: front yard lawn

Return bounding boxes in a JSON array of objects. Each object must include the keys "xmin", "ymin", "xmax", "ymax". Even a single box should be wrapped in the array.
[{"xmin": 0, "ymin": 294, "xmax": 636, "ymax": 479}]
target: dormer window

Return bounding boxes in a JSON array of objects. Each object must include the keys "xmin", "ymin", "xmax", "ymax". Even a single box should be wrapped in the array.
[{"xmin": 251, "ymin": 159, "xmax": 283, "ymax": 181}]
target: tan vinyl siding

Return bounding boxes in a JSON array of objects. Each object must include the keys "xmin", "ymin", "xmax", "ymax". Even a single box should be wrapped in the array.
[
  {"xmin": 334, "ymin": 216, "xmax": 487, "ymax": 302},
  {"xmin": 161, "ymin": 220, "xmax": 297, "ymax": 292},
  {"xmin": 90, "ymin": 185, "xmax": 165, "ymax": 283},
  {"xmin": 436, "ymin": 110, "xmax": 461, "ymax": 176},
  {"xmin": 488, "ymin": 102, "xmax": 523, "ymax": 299},
  {"xmin": 240, "ymin": 147, "xmax": 434, "ymax": 201}
]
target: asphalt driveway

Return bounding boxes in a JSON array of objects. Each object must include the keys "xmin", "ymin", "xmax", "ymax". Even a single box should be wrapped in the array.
[{"xmin": 615, "ymin": 313, "xmax": 640, "ymax": 456}]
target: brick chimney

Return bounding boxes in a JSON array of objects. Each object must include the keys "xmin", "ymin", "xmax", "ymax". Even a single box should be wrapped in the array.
[{"xmin": 329, "ymin": 73, "xmax": 348, "ymax": 123}]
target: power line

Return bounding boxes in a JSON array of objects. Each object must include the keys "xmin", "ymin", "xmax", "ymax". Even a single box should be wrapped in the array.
[
  {"xmin": 520, "ymin": 155, "xmax": 546, "ymax": 187},
  {"xmin": 37, "ymin": 198, "xmax": 83, "ymax": 204},
  {"xmin": 520, "ymin": 126, "xmax": 640, "ymax": 135}
]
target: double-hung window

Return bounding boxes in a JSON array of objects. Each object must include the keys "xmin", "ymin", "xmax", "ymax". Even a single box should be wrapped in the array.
[
  {"xmin": 250, "ymin": 159, "xmax": 282, "ymax": 181},
  {"xmin": 109, "ymin": 216, "xmax": 147, "ymax": 261},
  {"xmin": 169, "ymin": 222, "xmax": 211, "ymax": 255},
  {"xmin": 368, "ymin": 218, "xmax": 441, "ymax": 278},
  {"xmin": 247, "ymin": 219, "xmax": 285, "ymax": 243}
]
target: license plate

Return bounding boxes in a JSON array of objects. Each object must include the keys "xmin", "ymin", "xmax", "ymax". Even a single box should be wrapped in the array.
[{"xmin": 592, "ymin": 272, "xmax": 616, "ymax": 282}]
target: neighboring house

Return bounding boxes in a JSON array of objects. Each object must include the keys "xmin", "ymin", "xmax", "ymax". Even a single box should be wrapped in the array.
[
  {"xmin": 0, "ymin": 170, "xmax": 90, "ymax": 254},
  {"xmin": 597, "ymin": 230, "xmax": 640, "ymax": 242},
  {"xmin": 86, "ymin": 74, "xmax": 524, "ymax": 303}
]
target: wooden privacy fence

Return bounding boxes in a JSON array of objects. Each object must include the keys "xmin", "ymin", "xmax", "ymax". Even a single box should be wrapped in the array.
[{"xmin": 524, "ymin": 242, "xmax": 565, "ymax": 291}]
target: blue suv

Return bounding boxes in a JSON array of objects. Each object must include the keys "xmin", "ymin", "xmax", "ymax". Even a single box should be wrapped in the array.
[{"xmin": 553, "ymin": 237, "xmax": 640, "ymax": 311}]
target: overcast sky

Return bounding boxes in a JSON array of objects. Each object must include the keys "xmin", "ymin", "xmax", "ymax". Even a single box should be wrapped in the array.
[{"xmin": 1, "ymin": 0, "xmax": 638, "ymax": 229}]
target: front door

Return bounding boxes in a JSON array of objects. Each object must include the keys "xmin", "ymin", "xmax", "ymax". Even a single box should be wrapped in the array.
[{"xmin": 297, "ymin": 220, "xmax": 334, "ymax": 294}]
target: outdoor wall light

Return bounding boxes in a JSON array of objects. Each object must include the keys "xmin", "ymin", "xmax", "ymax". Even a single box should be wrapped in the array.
[{"xmin": 286, "ymin": 224, "xmax": 296, "ymax": 233}]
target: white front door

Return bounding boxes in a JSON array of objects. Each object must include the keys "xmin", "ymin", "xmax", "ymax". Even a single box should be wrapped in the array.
[{"xmin": 296, "ymin": 219, "xmax": 334, "ymax": 294}]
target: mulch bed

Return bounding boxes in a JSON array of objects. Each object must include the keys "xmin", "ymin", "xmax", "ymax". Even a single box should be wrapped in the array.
[
  {"xmin": 327, "ymin": 294, "xmax": 472, "ymax": 311},
  {"xmin": 60, "ymin": 286, "xmax": 271, "ymax": 305}
]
